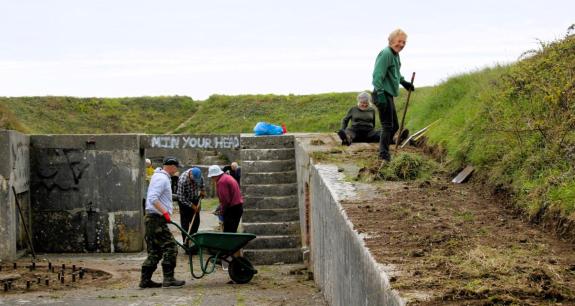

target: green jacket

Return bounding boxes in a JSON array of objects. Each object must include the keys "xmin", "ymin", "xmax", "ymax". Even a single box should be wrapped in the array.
[{"xmin": 372, "ymin": 46, "xmax": 405, "ymax": 97}]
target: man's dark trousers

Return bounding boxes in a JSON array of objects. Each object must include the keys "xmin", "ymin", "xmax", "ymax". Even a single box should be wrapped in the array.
[
  {"xmin": 178, "ymin": 202, "xmax": 200, "ymax": 243},
  {"xmin": 374, "ymin": 91, "xmax": 398, "ymax": 161}
]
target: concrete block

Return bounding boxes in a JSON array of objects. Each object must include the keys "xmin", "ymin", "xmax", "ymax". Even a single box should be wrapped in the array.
[
  {"xmin": 243, "ymin": 208, "xmax": 300, "ymax": 222},
  {"xmin": 242, "ymin": 171, "xmax": 296, "ymax": 185},
  {"xmin": 0, "ymin": 130, "xmax": 30, "ymax": 261},
  {"xmin": 242, "ymin": 160, "xmax": 296, "ymax": 173},
  {"xmin": 245, "ymin": 235, "xmax": 301, "ymax": 249},
  {"xmin": 243, "ymin": 195, "xmax": 298, "ymax": 209},
  {"xmin": 28, "ymin": 134, "xmax": 144, "ymax": 253},
  {"xmin": 241, "ymin": 148, "xmax": 294, "ymax": 161},
  {"xmin": 32, "ymin": 211, "xmax": 111, "ymax": 252},
  {"xmin": 243, "ymin": 183, "xmax": 297, "ymax": 197},
  {"xmin": 243, "ymin": 248, "xmax": 303, "ymax": 265},
  {"xmin": 240, "ymin": 135, "xmax": 294, "ymax": 149},
  {"xmin": 243, "ymin": 221, "xmax": 300, "ymax": 236}
]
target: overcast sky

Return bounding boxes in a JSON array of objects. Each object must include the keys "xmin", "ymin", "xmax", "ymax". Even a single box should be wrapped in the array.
[{"xmin": 1, "ymin": 1, "xmax": 573, "ymax": 100}]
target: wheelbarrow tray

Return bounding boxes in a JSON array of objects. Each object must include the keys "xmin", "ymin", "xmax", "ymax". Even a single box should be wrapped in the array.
[{"xmin": 190, "ymin": 231, "xmax": 256, "ymax": 254}]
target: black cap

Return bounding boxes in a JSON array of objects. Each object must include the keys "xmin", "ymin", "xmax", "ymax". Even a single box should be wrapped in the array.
[{"xmin": 163, "ymin": 157, "xmax": 180, "ymax": 167}]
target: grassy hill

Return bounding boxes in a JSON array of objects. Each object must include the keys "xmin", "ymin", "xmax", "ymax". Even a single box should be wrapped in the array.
[
  {"xmin": 0, "ymin": 96, "xmax": 196, "ymax": 134},
  {"xmin": 404, "ymin": 32, "xmax": 575, "ymax": 223},
  {"xmin": 175, "ymin": 92, "xmax": 368, "ymax": 134}
]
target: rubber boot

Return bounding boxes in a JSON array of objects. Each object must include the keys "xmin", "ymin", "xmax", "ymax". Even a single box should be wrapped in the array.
[
  {"xmin": 139, "ymin": 266, "xmax": 162, "ymax": 288},
  {"xmin": 379, "ymin": 130, "xmax": 392, "ymax": 161},
  {"xmin": 162, "ymin": 264, "xmax": 185, "ymax": 288}
]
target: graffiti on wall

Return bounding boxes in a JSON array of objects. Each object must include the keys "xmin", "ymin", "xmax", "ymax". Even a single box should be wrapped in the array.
[
  {"xmin": 149, "ymin": 135, "xmax": 240, "ymax": 149},
  {"xmin": 36, "ymin": 149, "xmax": 90, "ymax": 192}
]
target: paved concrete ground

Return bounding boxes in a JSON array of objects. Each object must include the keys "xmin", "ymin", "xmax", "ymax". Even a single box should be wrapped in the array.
[{"xmin": 0, "ymin": 210, "xmax": 327, "ymax": 306}]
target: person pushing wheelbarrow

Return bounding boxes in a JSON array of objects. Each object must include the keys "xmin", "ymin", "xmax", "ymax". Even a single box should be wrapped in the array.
[{"xmin": 140, "ymin": 157, "xmax": 186, "ymax": 289}]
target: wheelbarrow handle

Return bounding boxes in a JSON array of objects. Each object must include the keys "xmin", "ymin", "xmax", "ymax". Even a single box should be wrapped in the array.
[{"xmin": 169, "ymin": 221, "xmax": 198, "ymax": 247}]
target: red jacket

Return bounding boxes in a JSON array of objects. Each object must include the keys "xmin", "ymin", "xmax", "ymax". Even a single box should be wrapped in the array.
[{"xmin": 216, "ymin": 174, "xmax": 243, "ymax": 212}]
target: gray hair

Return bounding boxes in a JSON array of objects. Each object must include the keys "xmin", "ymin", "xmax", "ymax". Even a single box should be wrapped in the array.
[
  {"xmin": 388, "ymin": 28, "xmax": 407, "ymax": 44},
  {"xmin": 357, "ymin": 92, "xmax": 371, "ymax": 104}
]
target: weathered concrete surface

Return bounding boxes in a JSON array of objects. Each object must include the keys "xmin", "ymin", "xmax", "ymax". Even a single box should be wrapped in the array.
[
  {"xmin": 242, "ymin": 160, "xmax": 295, "ymax": 173},
  {"xmin": 294, "ymin": 135, "xmax": 404, "ymax": 306},
  {"xmin": 243, "ymin": 195, "xmax": 298, "ymax": 209},
  {"xmin": 29, "ymin": 134, "xmax": 144, "ymax": 253},
  {"xmin": 240, "ymin": 134, "xmax": 294, "ymax": 149},
  {"xmin": 0, "ymin": 130, "xmax": 31, "ymax": 261}
]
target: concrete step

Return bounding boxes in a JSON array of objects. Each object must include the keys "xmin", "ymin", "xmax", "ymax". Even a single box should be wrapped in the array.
[
  {"xmin": 244, "ymin": 196, "xmax": 298, "ymax": 209},
  {"xmin": 243, "ymin": 248, "xmax": 303, "ymax": 265},
  {"xmin": 243, "ymin": 208, "xmax": 300, "ymax": 222},
  {"xmin": 241, "ymin": 135, "xmax": 295, "ymax": 149},
  {"xmin": 241, "ymin": 148, "xmax": 294, "ymax": 161},
  {"xmin": 243, "ymin": 171, "xmax": 296, "ymax": 185},
  {"xmin": 242, "ymin": 160, "xmax": 295, "ymax": 173},
  {"xmin": 201, "ymin": 156, "xmax": 224, "ymax": 164},
  {"xmin": 243, "ymin": 183, "xmax": 297, "ymax": 197},
  {"xmin": 200, "ymin": 150, "xmax": 218, "ymax": 156},
  {"xmin": 245, "ymin": 235, "xmax": 301, "ymax": 249},
  {"xmin": 243, "ymin": 221, "xmax": 300, "ymax": 235}
]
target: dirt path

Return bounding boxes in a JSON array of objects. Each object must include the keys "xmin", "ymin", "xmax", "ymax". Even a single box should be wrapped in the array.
[{"xmin": 318, "ymin": 137, "xmax": 575, "ymax": 305}]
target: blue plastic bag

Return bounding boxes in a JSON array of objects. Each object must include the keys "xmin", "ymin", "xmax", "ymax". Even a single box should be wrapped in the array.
[{"xmin": 253, "ymin": 122, "xmax": 284, "ymax": 136}]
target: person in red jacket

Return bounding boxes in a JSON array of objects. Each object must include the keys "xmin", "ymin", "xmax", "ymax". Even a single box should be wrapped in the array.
[{"xmin": 207, "ymin": 165, "xmax": 244, "ymax": 233}]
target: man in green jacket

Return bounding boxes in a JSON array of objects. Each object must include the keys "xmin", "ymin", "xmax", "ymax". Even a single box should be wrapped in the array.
[{"xmin": 372, "ymin": 28, "xmax": 415, "ymax": 161}]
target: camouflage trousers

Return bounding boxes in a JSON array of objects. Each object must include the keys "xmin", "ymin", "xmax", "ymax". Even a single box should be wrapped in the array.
[{"xmin": 142, "ymin": 214, "xmax": 178, "ymax": 268}]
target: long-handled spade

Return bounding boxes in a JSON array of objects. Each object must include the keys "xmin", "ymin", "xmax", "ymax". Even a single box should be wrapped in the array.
[
  {"xmin": 396, "ymin": 72, "xmax": 416, "ymax": 150},
  {"xmin": 185, "ymin": 199, "xmax": 201, "ymax": 248}
]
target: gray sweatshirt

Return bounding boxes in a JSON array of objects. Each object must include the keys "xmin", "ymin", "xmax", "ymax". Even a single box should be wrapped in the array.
[{"xmin": 145, "ymin": 168, "xmax": 174, "ymax": 215}]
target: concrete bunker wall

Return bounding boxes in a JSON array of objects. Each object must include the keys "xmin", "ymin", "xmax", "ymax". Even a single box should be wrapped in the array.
[
  {"xmin": 30, "ymin": 134, "xmax": 144, "ymax": 253},
  {"xmin": 0, "ymin": 130, "xmax": 31, "ymax": 261},
  {"xmin": 295, "ymin": 137, "xmax": 404, "ymax": 306}
]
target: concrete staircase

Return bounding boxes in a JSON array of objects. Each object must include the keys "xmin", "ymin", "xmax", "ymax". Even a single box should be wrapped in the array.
[
  {"xmin": 240, "ymin": 135, "xmax": 303, "ymax": 265},
  {"xmin": 200, "ymin": 149, "xmax": 224, "ymax": 165}
]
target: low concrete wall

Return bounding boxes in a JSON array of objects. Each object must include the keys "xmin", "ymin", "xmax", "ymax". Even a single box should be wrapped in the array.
[
  {"xmin": 30, "ymin": 134, "xmax": 144, "ymax": 253},
  {"xmin": 0, "ymin": 130, "xmax": 31, "ymax": 261},
  {"xmin": 295, "ymin": 136, "xmax": 404, "ymax": 306}
]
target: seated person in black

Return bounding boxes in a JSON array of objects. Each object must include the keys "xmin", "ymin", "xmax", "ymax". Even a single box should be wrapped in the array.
[{"xmin": 337, "ymin": 92, "xmax": 380, "ymax": 146}]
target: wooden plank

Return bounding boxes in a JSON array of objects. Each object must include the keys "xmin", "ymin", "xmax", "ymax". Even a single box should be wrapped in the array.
[
  {"xmin": 400, "ymin": 119, "xmax": 440, "ymax": 148},
  {"xmin": 452, "ymin": 165, "xmax": 474, "ymax": 184}
]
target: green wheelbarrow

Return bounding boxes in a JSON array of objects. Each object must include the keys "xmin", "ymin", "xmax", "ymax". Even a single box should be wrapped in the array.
[{"xmin": 169, "ymin": 221, "xmax": 258, "ymax": 284}]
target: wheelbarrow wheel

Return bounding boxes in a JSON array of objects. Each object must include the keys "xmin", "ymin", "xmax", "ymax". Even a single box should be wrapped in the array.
[{"xmin": 228, "ymin": 257, "xmax": 255, "ymax": 284}]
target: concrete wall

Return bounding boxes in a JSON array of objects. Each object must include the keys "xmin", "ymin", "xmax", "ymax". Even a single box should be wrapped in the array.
[
  {"xmin": 29, "ymin": 134, "xmax": 144, "ymax": 253},
  {"xmin": 0, "ymin": 130, "xmax": 31, "ymax": 261},
  {"xmin": 295, "ymin": 136, "xmax": 404, "ymax": 306}
]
